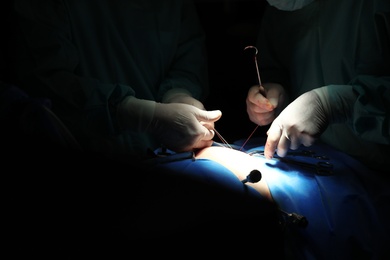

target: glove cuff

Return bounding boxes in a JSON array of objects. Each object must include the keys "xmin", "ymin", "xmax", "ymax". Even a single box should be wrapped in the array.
[
  {"xmin": 162, "ymin": 88, "xmax": 206, "ymax": 110},
  {"xmin": 162, "ymin": 88, "xmax": 193, "ymax": 103},
  {"xmin": 313, "ymin": 85, "xmax": 355, "ymax": 123},
  {"xmin": 117, "ymin": 96, "xmax": 156, "ymax": 132}
]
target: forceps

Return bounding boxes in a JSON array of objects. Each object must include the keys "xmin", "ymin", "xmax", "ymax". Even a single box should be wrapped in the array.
[
  {"xmin": 282, "ymin": 150, "xmax": 330, "ymax": 160},
  {"xmin": 247, "ymin": 149, "xmax": 334, "ymax": 175},
  {"xmin": 247, "ymin": 149, "xmax": 329, "ymax": 160},
  {"xmin": 275, "ymin": 157, "xmax": 334, "ymax": 176}
]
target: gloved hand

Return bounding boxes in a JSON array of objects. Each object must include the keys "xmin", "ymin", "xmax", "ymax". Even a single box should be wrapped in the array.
[
  {"xmin": 246, "ymin": 83, "xmax": 287, "ymax": 126},
  {"xmin": 151, "ymin": 102, "xmax": 222, "ymax": 152},
  {"xmin": 264, "ymin": 85, "xmax": 358, "ymax": 159},
  {"xmin": 161, "ymin": 88, "xmax": 217, "ymax": 135},
  {"xmin": 264, "ymin": 88, "xmax": 329, "ymax": 159},
  {"xmin": 118, "ymin": 96, "xmax": 222, "ymax": 152},
  {"xmin": 162, "ymin": 88, "xmax": 205, "ymax": 110}
]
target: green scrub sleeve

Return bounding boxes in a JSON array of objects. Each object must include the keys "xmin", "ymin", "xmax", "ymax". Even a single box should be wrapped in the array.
[
  {"xmin": 326, "ymin": 76, "xmax": 390, "ymax": 145},
  {"xmin": 14, "ymin": 1, "xmax": 136, "ymax": 138},
  {"xmin": 349, "ymin": 75, "xmax": 390, "ymax": 144},
  {"xmin": 157, "ymin": 0, "xmax": 209, "ymax": 101}
]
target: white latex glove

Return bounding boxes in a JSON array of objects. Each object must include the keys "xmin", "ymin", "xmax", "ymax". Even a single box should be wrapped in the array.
[
  {"xmin": 264, "ymin": 88, "xmax": 329, "ymax": 159},
  {"xmin": 246, "ymin": 83, "xmax": 287, "ymax": 126},
  {"xmin": 161, "ymin": 88, "xmax": 217, "ymax": 134},
  {"xmin": 162, "ymin": 88, "xmax": 205, "ymax": 110},
  {"xmin": 118, "ymin": 96, "xmax": 222, "ymax": 152},
  {"xmin": 151, "ymin": 102, "xmax": 222, "ymax": 152}
]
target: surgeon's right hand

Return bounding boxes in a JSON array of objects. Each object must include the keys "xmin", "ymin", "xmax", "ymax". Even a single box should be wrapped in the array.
[
  {"xmin": 264, "ymin": 90, "xmax": 329, "ymax": 159},
  {"xmin": 246, "ymin": 83, "xmax": 287, "ymax": 126},
  {"xmin": 118, "ymin": 96, "xmax": 222, "ymax": 152}
]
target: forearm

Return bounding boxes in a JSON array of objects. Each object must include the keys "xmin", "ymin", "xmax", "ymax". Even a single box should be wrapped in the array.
[{"xmin": 314, "ymin": 76, "xmax": 390, "ymax": 145}]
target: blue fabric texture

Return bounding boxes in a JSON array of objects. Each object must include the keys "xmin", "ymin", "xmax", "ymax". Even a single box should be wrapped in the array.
[
  {"xmin": 152, "ymin": 150, "xmax": 264, "ymax": 200},
  {"xmin": 246, "ymin": 143, "xmax": 390, "ymax": 259},
  {"xmin": 154, "ymin": 139, "xmax": 390, "ymax": 259}
]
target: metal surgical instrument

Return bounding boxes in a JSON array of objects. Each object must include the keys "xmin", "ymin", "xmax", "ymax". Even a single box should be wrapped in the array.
[
  {"xmin": 239, "ymin": 46, "xmax": 265, "ymax": 151},
  {"xmin": 275, "ymin": 157, "xmax": 334, "ymax": 176},
  {"xmin": 281, "ymin": 150, "xmax": 329, "ymax": 160},
  {"xmin": 247, "ymin": 149, "xmax": 334, "ymax": 175}
]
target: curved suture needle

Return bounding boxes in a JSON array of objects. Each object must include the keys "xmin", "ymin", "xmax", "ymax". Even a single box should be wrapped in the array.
[
  {"xmin": 212, "ymin": 46, "xmax": 266, "ymax": 151},
  {"xmin": 240, "ymin": 46, "xmax": 265, "ymax": 151}
]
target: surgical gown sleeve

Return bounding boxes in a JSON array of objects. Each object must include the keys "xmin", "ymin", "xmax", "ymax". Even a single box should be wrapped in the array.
[
  {"xmin": 321, "ymin": 77, "xmax": 390, "ymax": 145},
  {"xmin": 348, "ymin": 76, "xmax": 390, "ymax": 145}
]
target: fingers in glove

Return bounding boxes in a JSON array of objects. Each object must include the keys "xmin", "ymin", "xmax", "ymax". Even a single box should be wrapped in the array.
[
  {"xmin": 289, "ymin": 129, "xmax": 301, "ymax": 150},
  {"xmin": 193, "ymin": 138, "xmax": 214, "ymax": 150},
  {"xmin": 264, "ymin": 122, "xmax": 282, "ymax": 159},
  {"xmin": 300, "ymin": 133, "xmax": 317, "ymax": 147},
  {"xmin": 248, "ymin": 108, "xmax": 276, "ymax": 126},
  {"xmin": 246, "ymin": 99, "xmax": 276, "ymax": 126},
  {"xmin": 247, "ymin": 89, "xmax": 274, "ymax": 111},
  {"xmin": 276, "ymin": 133, "xmax": 290, "ymax": 157},
  {"xmin": 196, "ymin": 109, "xmax": 222, "ymax": 124}
]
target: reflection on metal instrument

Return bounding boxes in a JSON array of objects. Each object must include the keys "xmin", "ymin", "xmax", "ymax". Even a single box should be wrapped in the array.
[{"xmin": 247, "ymin": 148, "xmax": 334, "ymax": 176}]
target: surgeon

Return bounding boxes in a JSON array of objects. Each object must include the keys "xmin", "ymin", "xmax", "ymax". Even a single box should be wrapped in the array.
[
  {"xmin": 8, "ymin": 1, "xmax": 286, "ymax": 256},
  {"xmin": 13, "ymin": 0, "xmax": 222, "ymax": 162},
  {"xmin": 246, "ymin": 0, "xmax": 390, "ymax": 172}
]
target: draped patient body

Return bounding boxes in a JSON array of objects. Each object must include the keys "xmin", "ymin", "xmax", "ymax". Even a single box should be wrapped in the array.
[{"xmin": 195, "ymin": 146, "xmax": 273, "ymax": 201}]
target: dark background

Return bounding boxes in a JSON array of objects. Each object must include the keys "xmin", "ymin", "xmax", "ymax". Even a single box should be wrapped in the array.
[{"xmin": 195, "ymin": 0, "xmax": 268, "ymax": 142}]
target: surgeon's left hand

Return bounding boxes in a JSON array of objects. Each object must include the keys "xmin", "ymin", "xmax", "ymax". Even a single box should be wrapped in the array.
[
  {"xmin": 264, "ymin": 89, "xmax": 329, "ymax": 159},
  {"xmin": 151, "ymin": 102, "xmax": 222, "ymax": 152},
  {"xmin": 162, "ymin": 90, "xmax": 216, "ymax": 132}
]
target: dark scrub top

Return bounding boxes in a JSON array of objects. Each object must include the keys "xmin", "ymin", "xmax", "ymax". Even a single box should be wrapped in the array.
[
  {"xmin": 256, "ymin": 0, "xmax": 390, "ymax": 172},
  {"xmin": 13, "ymin": 0, "xmax": 209, "ymax": 161}
]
